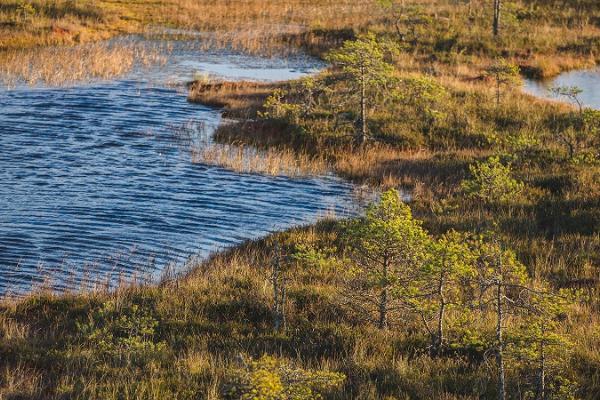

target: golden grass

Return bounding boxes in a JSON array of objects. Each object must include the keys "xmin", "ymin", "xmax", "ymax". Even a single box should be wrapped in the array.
[
  {"xmin": 1, "ymin": 0, "xmax": 597, "ymax": 79},
  {"xmin": 188, "ymin": 80, "xmax": 281, "ymax": 119},
  {"xmin": 0, "ymin": 0, "xmax": 376, "ymax": 51},
  {"xmin": 0, "ymin": 0, "xmax": 596, "ymax": 90},
  {"xmin": 0, "ymin": 317, "xmax": 29, "ymax": 342},
  {"xmin": 0, "ymin": 221, "xmax": 598, "ymax": 399},
  {"xmin": 0, "ymin": 40, "xmax": 168, "ymax": 87},
  {"xmin": 0, "ymin": 364, "xmax": 41, "ymax": 399},
  {"xmin": 193, "ymin": 142, "xmax": 329, "ymax": 177},
  {"xmin": 0, "ymin": 0, "xmax": 373, "ymax": 85}
]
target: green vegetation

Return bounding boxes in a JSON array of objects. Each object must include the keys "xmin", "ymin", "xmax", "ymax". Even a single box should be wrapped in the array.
[
  {"xmin": 2, "ymin": 0, "xmax": 600, "ymax": 79},
  {"xmin": 224, "ymin": 355, "xmax": 345, "ymax": 400},
  {"xmin": 184, "ymin": 8, "xmax": 599, "ymax": 397},
  {"xmin": 325, "ymin": 33, "xmax": 397, "ymax": 144},
  {"xmin": 461, "ymin": 156, "xmax": 524, "ymax": 204},
  {"xmin": 1, "ymin": 192, "xmax": 595, "ymax": 399},
  {"xmin": 1, "ymin": 0, "xmax": 600, "ymax": 399}
]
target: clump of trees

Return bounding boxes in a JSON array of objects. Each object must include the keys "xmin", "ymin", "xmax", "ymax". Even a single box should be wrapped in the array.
[
  {"xmin": 260, "ymin": 34, "xmax": 452, "ymax": 148},
  {"xmin": 289, "ymin": 190, "xmax": 577, "ymax": 399}
]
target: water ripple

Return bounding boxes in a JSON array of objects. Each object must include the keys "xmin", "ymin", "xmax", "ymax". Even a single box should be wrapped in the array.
[{"xmin": 0, "ymin": 48, "xmax": 356, "ymax": 296}]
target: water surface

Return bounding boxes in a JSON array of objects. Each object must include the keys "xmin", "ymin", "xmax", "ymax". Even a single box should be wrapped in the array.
[
  {"xmin": 0, "ymin": 41, "xmax": 355, "ymax": 296},
  {"xmin": 523, "ymin": 67, "xmax": 600, "ymax": 110}
]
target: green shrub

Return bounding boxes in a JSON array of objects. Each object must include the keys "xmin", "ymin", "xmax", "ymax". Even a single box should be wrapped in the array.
[
  {"xmin": 461, "ymin": 156, "xmax": 524, "ymax": 203},
  {"xmin": 76, "ymin": 301, "xmax": 166, "ymax": 366},
  {"xmin": 223, "ymin": 355, "xmax": 345, "ymax": 400}
]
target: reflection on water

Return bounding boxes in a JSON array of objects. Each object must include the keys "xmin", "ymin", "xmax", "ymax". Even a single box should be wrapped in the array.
[
  {"xmin": 522, "ymin": 67, "xmax": 600, "ymax": 110},
  {"xmin": 0, "ymin": 42, "xmax": 355, "ymax": 297}
]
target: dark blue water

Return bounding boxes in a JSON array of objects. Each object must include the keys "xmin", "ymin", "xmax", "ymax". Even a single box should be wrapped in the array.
[{"xmin": 0, "ymin": 49, "xmax": 355, "ymax": 296}]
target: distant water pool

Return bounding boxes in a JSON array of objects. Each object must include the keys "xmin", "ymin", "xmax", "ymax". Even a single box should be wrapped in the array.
[
  {"xmin": 523, "ymin": 67, "xmax": 600, "ymax": 110},
  {"xmin": 0, "ymin": 40, "xmax": 356, "ymax": 296}
]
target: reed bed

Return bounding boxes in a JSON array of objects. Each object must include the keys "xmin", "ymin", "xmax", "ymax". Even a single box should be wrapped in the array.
[
  {"xmin": 193, "ymin": 143, "xmax": 329, "ymax": 178},
  {"xmin": 0, "ymin": 40, "xmax": 168, "ymax": 87},
  {"xmin": 0, "ymin": 0, "xmax": 377, "ymax": 53},
  {"xmin": 0, "ymin": 257, "xmax": 161, "ymax": 301}
]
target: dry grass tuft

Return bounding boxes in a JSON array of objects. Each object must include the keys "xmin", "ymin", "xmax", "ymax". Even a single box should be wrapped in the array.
[
  {"xmin": 0, "ymin": 364, "xmax": 41, "ymax": 399},
  {"xmin": 0, "ymin": 317, "xmax": 29, "ymax": 341}
]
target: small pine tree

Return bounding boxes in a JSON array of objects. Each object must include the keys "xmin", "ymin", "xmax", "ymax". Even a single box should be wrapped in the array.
[
  {"xmin": 461, "ymin": 156, "xmax": 524, "ymax": 204},
  {"xmin": 507, "ymin": 288, "xmax": 576, "ymax": 400},
  {"xmin": 550, "ymin": 86, "xmax": 599, "ymax": 163},
  {"xmin": 326, "ymin": 33, "xmax": 396, "ymax": 145},
  {"xmin": 377, "ymin": 0, "xmax": 432, "ymax": 43},
  {"xmin": 412, "ymin": 230, "xmax": 477, "ymax": 354},
  {"xmin": 342, "ymin": 189, "xmax": 430, "ymax": 329},
  {"xmin": 486, "ymin": 59, "xmax": 521, "ymax": 106},
  {"xmin": 472, "ymin": 235, "xmax": 530, "ymax": 400}
]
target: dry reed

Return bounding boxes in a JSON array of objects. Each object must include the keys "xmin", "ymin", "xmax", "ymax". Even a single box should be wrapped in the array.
[
  {"xmin": 0, "ymin": 40, "xmax": 168, "ymax": 87},
  {"xmin": 192, "ymin": 143, "xmax": 329, "ymax": 178}
]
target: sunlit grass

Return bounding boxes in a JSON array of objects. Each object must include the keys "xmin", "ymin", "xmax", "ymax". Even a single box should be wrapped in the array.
[
  {"xmin": 0, "ymin": 40, "xmax": 168, "ymax": 87},
  {"xmin": 193, "ymin": 142, "xmax": 329, "ymax": 177}
]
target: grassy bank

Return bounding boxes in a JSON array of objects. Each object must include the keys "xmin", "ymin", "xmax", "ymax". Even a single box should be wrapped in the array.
[
  {"xmin": 2, "ymin": 220, "xmax": 599, "ymax": 399},
  {"xmin": 0, "ymin": 0, "xmax": 371, "ymax": 51},
  {"xmin": 184, "ymin": 23, "xmax": 599, "ymax": 398},
  {"xmin": 188, "ymin": 71, "xmax": 599, "ymax": 284}
]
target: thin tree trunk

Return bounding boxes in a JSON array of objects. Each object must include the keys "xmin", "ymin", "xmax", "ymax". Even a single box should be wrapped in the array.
[
  {"xmin": 280, "ymin": 282, "xmax": 287, "ymax": 331},
  {"xmin": 496, "ymin": 79, "xmax": 501, "ymax": 107},
  {"xmin": 272, "ymin": 244, "xmax": 284, "ymax": 332},
  {"xmin": 496, "ymin": 278, "xmax": 506, "ymax": 400},
  {"xmin": 378, "ymin": 254, "xmax": 389, "ymax": 330},
  {"xmin": 493, "ymin": 0, "xmax": 501, "ymax": 36},
  {"xmin": 435, "ymin": 274, "xmax": 446, "ymax": 354},
  {"xmin": 537, "ymin": 324, "xmax": 546, "ymax": 400},
  {"xmin": 568, "ymin": 141, "xmax": 574, "ymax": 160},
  {"xmin": 395, "ymin": 21, "xmax": 404, "ymax": 42},
  {"xmin": 359, "ymin": 66, "xmax": 367, "ymax": 145}
]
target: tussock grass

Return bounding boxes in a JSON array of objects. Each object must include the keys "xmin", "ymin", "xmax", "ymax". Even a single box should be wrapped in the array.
[{"xmin": 188, "ymin": 80, "xmax": 281, "ymax": 119}]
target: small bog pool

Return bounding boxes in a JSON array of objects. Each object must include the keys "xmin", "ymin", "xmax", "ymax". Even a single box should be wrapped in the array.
[{"xmin": 523, "ymin": 67, "xmax": 600, "ymax": 110}]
